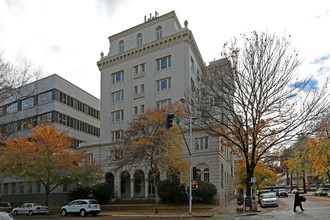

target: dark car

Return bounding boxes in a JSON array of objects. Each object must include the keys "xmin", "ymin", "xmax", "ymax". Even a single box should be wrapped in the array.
[
  {"xmin": 0, "ymin": 202, "xmax": 12, "ymax": 213},
  {"xmin": 277, "ymin": 189, "xmax": 288, "ymax": 197}
]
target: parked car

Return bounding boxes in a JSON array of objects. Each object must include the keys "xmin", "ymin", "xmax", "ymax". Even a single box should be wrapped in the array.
[
  {"xmin": 319, "ymin": 188, "xmax": 329, "ymax": 196},
  {"xmin": 60, "ymin": 199, "xmax": 100, "ymax": 217},
  {"xmin": 12, "ymin": 203, "xmax": 49, "ymax": 216},
  {"xmin": 260, "ymin": 192, "xmax": 279, "ymax": 208},
  {"xmin": 0, "ymin": 211, "xmax": 15, "ymax": 220},
  {"xmin": 0, "ymin": 202, "xmax": 12, "ymax": 212},
  {"xmin": 314, "ymin": 188, "xmax": 321, "ymax": 196},
  {"xmin": 257, "ymin": 190, "xmax": 270, "ymax": 204},
  {"xmin": 277, "ymin": 189, "xmax": 288, "ymax": 197}
]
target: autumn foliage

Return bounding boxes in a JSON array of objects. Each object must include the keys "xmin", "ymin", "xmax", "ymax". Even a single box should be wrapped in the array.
[{"xmin": 0, "ymin": 125, "xmax": 103, "ymax": 205}]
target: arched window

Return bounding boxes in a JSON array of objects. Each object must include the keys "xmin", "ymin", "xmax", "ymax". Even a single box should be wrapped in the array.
[
  {"xmin": 204, "ymin": 168, "xmax": 210, "ymax": 183},
  {"xmin": 137, "ymin": 33, "xmax": 142, "ymax": 47},
  {"xmin": 119, "ymin": 40, "xmax": 124, "ymax": 53},
  {"xmin": 156, "ymin": 26, "xmax": 162, "ymax": 40}
]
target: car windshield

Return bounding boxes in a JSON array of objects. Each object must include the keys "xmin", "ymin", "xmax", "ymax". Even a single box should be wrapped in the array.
[
  {"xmin": 279, "ymin": 189, "xmax": 286, "ymax": 192},
  {"xmin": 263, "ymin": 193, "xmax": 276, "ymax": 198}
]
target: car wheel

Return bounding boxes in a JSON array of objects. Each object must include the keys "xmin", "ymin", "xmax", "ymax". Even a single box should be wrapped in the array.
[
  {"xmin": 14, "ymin": 210, "xmax": 18, "ymax": 216},
  {"xmin": 61, "ymin": 209, "xmax": 67, "ymax": 216},
  {"xmin": 29, "ymin": 210, "xmax": 33, "ymax": 216},
  {"xmin": 80, "ymin": 209, "xmax": 86, "ymax": 217}
]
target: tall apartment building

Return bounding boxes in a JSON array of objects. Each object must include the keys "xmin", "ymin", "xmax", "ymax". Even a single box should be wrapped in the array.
[
  {"xmin": 82, "ymin": 11, "xmax": 235, "ymax": 204},
  {"xmin": 0, "ymin": 74, "xmax": 100, "ymax": 206}
]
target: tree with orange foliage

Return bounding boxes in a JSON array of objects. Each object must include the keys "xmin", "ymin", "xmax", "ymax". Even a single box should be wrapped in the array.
[
  {"xmin": 237, "ymin": 159, "xmax": 277, "ymax": 191},
  {"xmin": 305, "ymin": 110, "xmax": 330, "ymax": 181},
  {"xmin": 0, "ymin": 125, "xmax": 103, "ymax": 205},
  {"xmin": 186, "ymin": 31, "xmax": 329, "ymax": 195},
  {"xmin": 112, "ymin": 103, "xmax": 189, "ymax": 213}
]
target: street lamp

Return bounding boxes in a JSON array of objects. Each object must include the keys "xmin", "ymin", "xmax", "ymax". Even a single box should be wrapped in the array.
[{"xmin": 180, "ymin": 97, "xmax": 193, "ymax": 215}]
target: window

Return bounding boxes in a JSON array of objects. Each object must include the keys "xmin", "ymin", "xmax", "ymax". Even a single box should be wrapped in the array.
[
  {"xmin": 119, "ymin": 40, "xmax": 124, "ymax": 53},
  {"xmin": 112, "ymin": 71, "xmax": 124, "ymax": 84},
  {"xmin": 190, "ymin": 57, "xmax": 195, "ymax": 73},
  {"xmin": 21, "ymin": 97, "xmax": 34, "ymax": 110},
  {"xmin": 141, "ymin": 64, "xmax": 145, "ymax": 73},
  {"xmin": 156, "ymin": 26, "xmax": 162, "ymax": 40},
  {"xmin": 134, "ymin": 86, "xmax": 138, "ymax": 94},
  {"xmin": 157, "ymin": 99, "xmax": 171, "ymax": 109},
  {"xmin": 112, "ymin": 110, "xmax": 123, "ymax": 122},
  {"xmin": 38, "ymin": 91, "xmax": 52, "ymax": 105},
  {"xmin": 140, "ymin": 104, "xmax": 145, "ymax": 113},
  {"xmin": 6, "ymin": 102, "xmax": 18, "ymax": 114},
  {"xmin": 134, "ymin": 106, "xmax": 138, "ymax": 115},
  {"xmin": 157, "ymin": 56, "xmax": 171, "ymax": 70},
  {"xmin": 157, "ymin": 78, "xmax": 171, "ymax": 91},
  {"xmin": 195, "ymin": 137, "xmax": 208, "ymax": 150},
  {"xmin": 141, "ymin": 84, "xmax": 145, "ymax": 93},
  {"xmin": 137, "ymin": 33, "xmax": 142, "ymax": 46},
  {"xmin": 134, "ymin": 66, "xmax": 138, "ymax": 74},
  {"xmin": 115, "ymin": 150, "xmax": 123, "ymax": 160},
  {"xmin": 87, "ymin": 153, "xmax": 93, "ymax": 164},
  {"xmin": 37, "ymin": 113, "xmax": 52, "ymax": 125},
  {"xmin": 112, "ymin": 90, "xmax": 124, "ymax": 103},
  {"xmin": 204, "ymin": 168, "xmax": 210, "ymax": 183},
  {"xmin": 112, "ymin": 130, "xmax": 123, "ymax": 141}
]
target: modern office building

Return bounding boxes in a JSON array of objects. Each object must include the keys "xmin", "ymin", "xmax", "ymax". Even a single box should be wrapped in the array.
[
  {"xmin": 82, "ymin": 11, "xmax": 235, "ymax": 204},
  {"xmin": 0, "ymin": 74, "xmax": 100, "ymax": 206}
]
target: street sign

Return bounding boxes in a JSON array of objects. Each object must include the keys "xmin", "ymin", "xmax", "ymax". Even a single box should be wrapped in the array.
[
  {"xmin": 175, "ymin": 117, "xmax": 180, "ymax": 125},
  {"xmin": 251, "ymin": 177, "xmax": 256, "ymax": 183}
]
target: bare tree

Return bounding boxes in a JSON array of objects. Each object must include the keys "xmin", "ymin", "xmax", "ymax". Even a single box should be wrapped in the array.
[
  {"xmin": 0, "ymin": 51, "xmax": 41, "ymax": 139},
  {"xmin": 186, "ymin": 31, "xmax": 329, "ymax": 195}
]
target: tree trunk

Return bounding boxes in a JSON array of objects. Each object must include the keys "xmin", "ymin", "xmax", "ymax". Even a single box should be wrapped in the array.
[
  {"xmin": 153, "ymin": 177, "xmax": 159, "ymax": 214},
  {"xmin": 45, "ymin": 185, "xmax": 49, "ymax": 206},
  {"xmin": 245, "ymin": 165, "xmax": 254, "ymax": 197},
  {"xmin": 302, "ymin": 171, "xmax": 306, "ymax": 193},
  {"xmin": 290, "ymin": 173, "xmax": 293, "ymax": 192}
]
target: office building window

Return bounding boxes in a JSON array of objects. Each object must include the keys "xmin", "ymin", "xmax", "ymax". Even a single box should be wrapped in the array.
[
  {"xmin": 6, "ymin": 103, "xmax": 18, "ymax": 114},
  {"xmin": 134, "ymin": 86, "xmax": 138, "ymax": 94},
  {"xmin": 141, "ymin": 63, "xmax": 145, "ymax": 73},
  {"xmin": 21, "ymin": 97, "xmax": 34, "ymax": 110},
  {"xmin": 119, "ymin": 40, "xmax": 124, "ymax": 53},
  {"xmin": 112, "ymin": 110, "xmax": 123, "ymax": 122},
  {"xmin": 134, "ymin": 106, "xmax": 138, "ymax": 115},
  {"xmin": 137, "ymin": 33, "xmax": 142, "ymax": 46},
  {"xmin": 195, "ymin": 137, "xmax": 208, "ymax": 150},
  {"xmin": 157, "ymin": 56, "xmax": 171, "ymax": 70},
  {"xmin": 157, "ymin": 78, "xmax": 171, "ymax": 91},
  {"xmin": 38, "ymin": 91, "xmax": 52, "ymax": 105},
  {"xmin": 156, "ymin": 26, "xmax": 162, "ymax": 40},
  {"xmin": 112, "ymin": 90, "xmax": 124, "ymax": 103},
  {"xmin": 37, "ymin": 113, "xmax": 52, "ymax": 125},
  {"xmin": 204, "ymin": 168, "xmax": 210, "ymax": 183},
  {"xmin": 112, "ymin": 71, "xmax": 124, "ymax": 84},
  {"xmin": 140, "ymin": 104, "xmax": 145, "ymax": 113},
  {"xmin": 141, "ymin": 84, "xmax": 145, "ymax": 93}
]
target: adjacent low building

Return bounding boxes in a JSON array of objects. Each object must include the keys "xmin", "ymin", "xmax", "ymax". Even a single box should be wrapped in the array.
[{"xmin": 0, "ymin": 74, "xmax": 100, "ymax": 206}]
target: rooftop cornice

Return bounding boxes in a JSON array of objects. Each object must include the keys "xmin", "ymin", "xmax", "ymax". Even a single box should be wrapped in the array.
[
  {"xmin": 97, "ymin": 29, "xmax": 206, "ymax": 71},
  {"xmin": 108, "ymin": 11, "xmax": 182, "ymax": 42}
]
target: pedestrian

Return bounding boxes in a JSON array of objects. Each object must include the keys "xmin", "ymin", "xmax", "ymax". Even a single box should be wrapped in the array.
[{"xmin": 293, "ymin": 190, "xmax": 304, "ymax": 212}]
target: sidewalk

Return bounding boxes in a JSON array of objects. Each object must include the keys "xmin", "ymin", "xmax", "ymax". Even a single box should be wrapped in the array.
[{"xmin": 213, "ymin": 199, "xmax": 260, "ymax": 218}]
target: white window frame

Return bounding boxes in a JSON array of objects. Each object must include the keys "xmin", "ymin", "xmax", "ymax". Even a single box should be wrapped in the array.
[
  {"xmin": 156, "ymin": 26, "xmax": 162, "ymax": 40},
  {"xmin": 112, "ymin": 110, "xmax": 124, "ymax": 122},
  {"xmin": 119, "ymin": 40, "xmax": 124, "ymax": 53},
  {"xmin": 195, "ymin": 137, "xmax": 208, "ymax": 150},
  {"xmin": 137, "ymin": 33, "xmax": 142, "ymax": 46},
  {"xmin": 157, "ymin": 78, "xmax": 171, "ymax": 91},
  {"xmin": 157, "ymin": 56, "xmax": 171, "ymax": 71},
  {"xmin": 156, "ymin": 99, "xmax": 171, "ymax": 109},
  {"xmin": 112, "ymin": 130, "xmax": 123, "ymax": 142},
  {"xmin": 112, "ymin": 90, "xmax": 124, "ymax": 103},
  {"xmin": 112, "ymin": 71, "xmax": 124, "ymax": 84}
]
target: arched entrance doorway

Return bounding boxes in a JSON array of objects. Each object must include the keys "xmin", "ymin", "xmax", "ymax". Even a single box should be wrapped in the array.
[
  {"xmin": 134, "ymin": 170, "xmax": 145, "ymax": 198},
  {"xmin": 105, "ymin": 172, "xmax": 115, "ymax": 198},
  {"xmin": 120, "ymin": 171, "xmax": 131, "ymax": 198}
]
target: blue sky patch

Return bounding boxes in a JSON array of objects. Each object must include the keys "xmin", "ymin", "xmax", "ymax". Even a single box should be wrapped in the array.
[
  {"xmin": 290, "ymin": 79, "xmax": 318, "ymax": 92},
  {"xmin": 312, "ymin": 54, "xmax": 330, "ymax": 64}
]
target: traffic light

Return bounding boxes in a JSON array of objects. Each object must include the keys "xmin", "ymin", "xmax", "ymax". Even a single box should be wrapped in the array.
[{"xmin": 165, "ymin": 112, "xmax": 174, "ymax": 130}]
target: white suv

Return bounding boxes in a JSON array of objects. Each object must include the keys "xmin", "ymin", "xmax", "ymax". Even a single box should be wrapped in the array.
[{"xmin": 60, "ymin": 199, "xmax": 100, "ymax": 217}]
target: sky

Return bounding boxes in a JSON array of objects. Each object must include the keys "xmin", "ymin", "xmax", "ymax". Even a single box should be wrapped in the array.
[{"xmin": 0, "ymin": 0, "xmax": 329, "ymax": 99}]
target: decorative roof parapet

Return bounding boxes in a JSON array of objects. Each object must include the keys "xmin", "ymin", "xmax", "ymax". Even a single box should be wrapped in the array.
[
  {"xmin": 97, "ymin": 28, "xmax": 206, "ymax": 72},
  {"xmin": 108, "ymin": 11, "xmax": 182, "ymax": 42}
]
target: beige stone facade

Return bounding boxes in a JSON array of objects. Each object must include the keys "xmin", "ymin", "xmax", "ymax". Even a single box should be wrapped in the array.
[{"xmin": 82, "ymin": 11, "xmax": 235, "ymax": 204}]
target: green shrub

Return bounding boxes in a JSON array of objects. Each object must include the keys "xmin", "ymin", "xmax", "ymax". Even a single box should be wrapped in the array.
[
  {"xmin": 68, "ymin": 185, "xmax": 92, "ymax": 201},
  {"xmin": 158, "ymin": 179, "xmax": 188, "ymax": 203},
  {"xmin": 92, "ymin": 183, "xmax": 113, "ymax": 204},
  {"xmin": 194, "ymin": 181, "xmax": 217, "ymax": 203}
]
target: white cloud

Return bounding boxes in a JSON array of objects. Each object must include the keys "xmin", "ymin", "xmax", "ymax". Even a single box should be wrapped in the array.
[{"xmin": 0, "ymin": 0, "xmax": 329, "ymax": 98}]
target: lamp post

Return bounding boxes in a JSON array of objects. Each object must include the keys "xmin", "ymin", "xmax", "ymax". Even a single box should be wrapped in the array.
[{"xmin": 180, "ymin": 98, "xmax": 192, "ymax": 215}]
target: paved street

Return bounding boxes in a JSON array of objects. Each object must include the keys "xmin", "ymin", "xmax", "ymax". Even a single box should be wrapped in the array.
[{"xmin": 13, "ymin": 193, "xmax": 330, "ymax": 220}]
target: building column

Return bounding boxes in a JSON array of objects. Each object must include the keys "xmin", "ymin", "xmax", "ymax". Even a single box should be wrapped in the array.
[
  {"xmin": 115, "ymin": 172, "xmax": 121, "ymax": 199},
  {"xmin": 145, "ymin": 178, "xmax": 149, "ymax": 198},
  {"xmin": 130, "ymin": 177, "xmax": 134, "ymax": 198}
]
